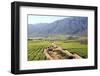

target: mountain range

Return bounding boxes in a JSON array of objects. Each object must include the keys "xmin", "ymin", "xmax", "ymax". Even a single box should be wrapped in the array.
[{"xmin": 28, "ymin": 17, "xmax": 88, "ymax": 38}]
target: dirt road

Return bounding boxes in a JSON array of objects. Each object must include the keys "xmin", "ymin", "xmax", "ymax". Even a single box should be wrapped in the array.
[{"xmin": 44, "ymin": 42, "xmax": 82, "ymax": 60}]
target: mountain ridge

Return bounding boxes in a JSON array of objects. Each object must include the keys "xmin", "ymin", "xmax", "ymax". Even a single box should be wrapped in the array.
[{"xmin": 28, "ymin": 17, "xmax": 88, "ymax": 38}]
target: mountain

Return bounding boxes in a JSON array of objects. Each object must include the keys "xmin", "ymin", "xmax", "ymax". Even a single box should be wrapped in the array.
[{"xmin": 28, "ymin": 17, "xmax": 88, "ymax": 38}]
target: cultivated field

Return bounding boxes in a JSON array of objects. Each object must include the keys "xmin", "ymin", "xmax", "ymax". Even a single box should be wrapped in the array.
[{"xmin": 28, "ymin": 38, "xmax": 88, "ymax": 61}]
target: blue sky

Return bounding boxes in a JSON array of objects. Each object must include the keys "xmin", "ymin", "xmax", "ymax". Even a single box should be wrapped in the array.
[{"xmin": 28, "ymin": 15, "xmax": 68, "ymax": 24}]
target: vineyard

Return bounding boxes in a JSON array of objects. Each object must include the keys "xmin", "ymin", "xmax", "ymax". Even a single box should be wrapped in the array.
[
  {"xmin": 28, "ymin": 39, "xmax": 87, "ymax": 61},
  {"xmin": 28, "ymin": 40, "xmax": 52, "ymax": 61}
]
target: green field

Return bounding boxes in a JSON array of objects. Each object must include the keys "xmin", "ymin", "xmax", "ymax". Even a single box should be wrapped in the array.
[{"xmin": 28, "ymin": 39, "xmax": 88, "ymax": 61}]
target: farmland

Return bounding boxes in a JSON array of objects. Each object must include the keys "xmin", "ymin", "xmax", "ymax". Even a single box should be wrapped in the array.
[{"xmin": 28, "ymin": 38, "xmax": 88, "ymax": 61}]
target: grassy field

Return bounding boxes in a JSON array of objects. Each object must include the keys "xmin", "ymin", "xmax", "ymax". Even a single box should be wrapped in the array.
[
  {"xmin": 28, "ymin": 39, "xmax": 88, "ymax": 61},
  {"xmin": 55, "ymin": 41, "xmax": 87, "ymax": 58}
]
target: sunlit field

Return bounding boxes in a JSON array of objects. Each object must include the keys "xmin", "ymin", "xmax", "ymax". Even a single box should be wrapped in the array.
[{"xmin": 28, "ymin": 38, "xmax": 88, "ymax": 61}]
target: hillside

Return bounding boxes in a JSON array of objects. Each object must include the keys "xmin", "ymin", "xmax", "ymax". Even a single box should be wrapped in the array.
[{"xmin": 28, "ymin": 17, "xmax": 88, "ymax": 38}]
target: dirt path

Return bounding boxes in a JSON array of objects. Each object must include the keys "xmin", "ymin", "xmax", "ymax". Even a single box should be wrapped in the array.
[{"xmin": 44, "ymin": 42, "xmax": 82, "ymax": 60}]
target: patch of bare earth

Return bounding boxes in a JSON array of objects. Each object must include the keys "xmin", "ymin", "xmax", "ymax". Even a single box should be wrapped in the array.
[{"xmin": 44, "ymin": 42, "xmax": 82, "ymax": 60}]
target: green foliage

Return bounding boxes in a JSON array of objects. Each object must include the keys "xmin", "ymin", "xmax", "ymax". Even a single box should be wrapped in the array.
[
  {"xmin": 28, "ymin": 40, "xmax": 51, "ymax": 61},
  {"xmin": 28, "ymin": 39, "xmax": 88, "ymax": 61}
]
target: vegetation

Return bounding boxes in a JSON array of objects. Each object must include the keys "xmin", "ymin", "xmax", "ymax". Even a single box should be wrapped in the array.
[{"xmin": 28, "ymin": 37, "xmax": 88, "ymax": 61}]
